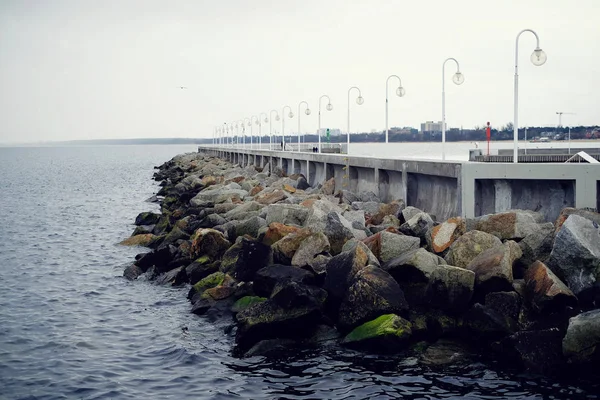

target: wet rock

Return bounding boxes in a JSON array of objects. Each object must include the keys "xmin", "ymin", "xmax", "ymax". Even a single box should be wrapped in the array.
[
  {"xmin": 547, "ymin": 214, "xmax": 600, "ymax": 296},
  {"xmin": 132, "ymin": 224, "xmax": 155, "ymax": 236},
  {"xmin": 119, "ymin": 234, "xmax": 156, "ymax": 247},
  {"xmin": 291, "ymin": 232, "xmax": 330, "ymax": 267},
  {"xmin": 464, "ymin": 302, "xmax": 518, "ymax": 339},
  {"xmin": 524, "ymin": 261, "xmax": 577, "ymax": 314},
  {"xmin": 136, "ymin": 244, "xmax": 177, "ymax": 273},
  {"xmin": 425, "ymin": 265, "xmax": 475, "ymax": 313},
  {"xmin": 465, "ymin": 241, "xmax": 522, "ymax": 297},
  {"xmin": 253, "ymin": 265, "xmax": 315, "ymax": 297},
  {"xmin": 243, "ymin": 338, "xmax": 298, "ymax": 358},
  {"xmin": 555, "ymin": 207, "xmax": 600, "ymax": 233},
  {"xmin": 185, "ymin": 257, "xmax": 219, "ymax": 285},
  {"xmin": 322, "ymin": 212, "xmax": 355, "ymax": 255},
  {"xmin": 500, "ymin": 328, "xmax": 565, "ymax": 374},
  {"xmin": 264, "ymin": 204, "xmax": 310, "ymax": 226},
  {"xmin": 399, "ymin": 212, "xmax": 435, "ymax": 244},
  {"xmin": 161, "ymin": 226, "xmax": 189, "ymax": 247},
  {"xmin": 155, "ymin": 266, "xmax": 185, "ymax": 286},
  {"xmin": 123, "ymin": 263, "xmax": 144, "ymax": 280},
  {"xmin": 473, "ymin": 210, "xmax": 544, "ymax": 240},
  {"xmin": 234, "ymin": 216, "xmax": 267, "ymax": 239},
  {"xmin": 271, "ymin": 281, "xmax": 327, "ymax": 310},
  {"xmin": 516, "ymin": 222, "xmax": 555, "ymax": 276},
  {"xmin": 342, "ymin": 314, "xmax": 412, "ymax": 351},
  {"xmin": 486, "ymin": 291, "xmax": 521, "ymax": 323},
  {"xmin": 362, "ymin": 230, "xmax": 420, "ymax": 264},
  {"xmin": 445, "ymin": 230, "xmax": 502, "ymax": 269},
  {"xmin": 426, "ymin": 217, "xmax": 466, "ymax": 254},
  {"xmin": 135, "ymin": 211, "xmax": 161, "ymax": 226},
  {"xmin": 199, "ymin": 213, "xmax": 227, "ymax": 228},
  {"xmin": 420, "ymin": 339, "xmax": 475, "ymax": 366},
  {"xmin": 338, "ymin": 266, "xmax": 409, "ymax": 331},
  {"xmin": 271, "ymin": 228, "xmax": 312, "ymax": 265},
  {"xmin": 220, "ymin": 237, "xmax": 273, "ymax": 282},
  {"xmin": 190, "ymin": 228, "xmax": 231, "ymax": 260},
  {"xmin": 562, "ymin": 309, "xmax": 600, "ymax": 363},
  {"xmin": 261, "ymin": 222, "xmax": 303, "ymax": 246},
  {"xmin": 232, "ymin": 296, "xmax": 267, "ymax": 314}
]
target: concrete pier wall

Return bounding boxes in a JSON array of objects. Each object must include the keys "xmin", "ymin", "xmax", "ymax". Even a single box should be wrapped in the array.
[{"xmin": 203, "ymin": 147, "xmax": 599, "ymax": 222}]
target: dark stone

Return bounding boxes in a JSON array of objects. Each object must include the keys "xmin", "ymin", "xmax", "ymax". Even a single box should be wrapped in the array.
[
  {"xmin": 254, "ymin": 265, "xmax": 315, "ymax": 298},
  {"xmin": 485, "ymin": 291, "xmax": 521, "ymax": 322},
  {"xmin": 296, "ymin": 176, "xmax": 310, "ymax": 190},
  {"xmin": 135, "ymin": 211, "xmax": 161, "ymax": 226},
  {"xmin": 135, "ymin": 244, "xmax": 177, "ymax": 273},
  {"xmin": 243, "ymin": 338, "xmax": 299, "ymax": 358},
  {"xmin": 271, "ymin": 281, "xmax": 327, "ymax": 309},
  {"xmin": 123, "ymin": 264, "xmax": 144, "ymax": 280},
  {"xmin": 464, "ymin": 302, "xmax": 517, "ymax": 340},
  {"xmin": 186, "ymin": 260, "xmax": 220, "ymax": 285},
  {"xmin": 155, "ymin": 266, "xmax": 184, "ymax": 286},
  {"xmin": 221, "ymin": 237, "xmax": 272, "ymax": 282},
  {"xmin": 497, "ymin": 328, "xmax": 565, "ymax": 375}
]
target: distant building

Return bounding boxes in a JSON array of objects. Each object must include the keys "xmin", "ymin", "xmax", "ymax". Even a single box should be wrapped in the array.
[
  {"xmin": 317, "ymin": 128, "xmax": 342, "ymax": 136},
  {"xmin": 390, "ymin": 127, "xmax": 416, "ymax": 135},
  {"xmin": 420, "ymin": 121, "xmax": 446, "ymax": 133}
]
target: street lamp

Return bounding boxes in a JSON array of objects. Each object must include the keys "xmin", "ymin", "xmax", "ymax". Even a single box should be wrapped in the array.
[
  {"xmin": 251, "ymin": 115, "xmax": 259, "ymax": 150},
  {"xmin": 347, "ymin": 86, "xmax": 364, "ymax": 154},
  {"xmin": 385, "ymin": 75, "xmax": 406, "ymax": 144},
  {"xmin": 269, "ymin": 109, "xmax": 280, "ymax": 150},
  {"xmin": 442, "ymin": 58, "xmax": 464, "ymax": 160},
  {"xmin": 236, "ymin": 120, "xmax": 243, "ymax": 148},
  {"xmin": 243, "ymin": 117, "xmax": 251, "ymax": 149},
  {"xmin": 298, "ymin": 101, "xmax": 311, "ymax": 152},
  {"xmin": 513, "ymin": 29, "xmax": 547, "ymax": 163},
  {"xmin": 259, "ymin": 112, "xmax": 268, "ymax": 149},
  {"xmin": 318, "ymin": 95, "xmax": 333, "ymax": 153},
  {"xmin": 282, "ymin": 105, "xmax": 294, "ymax": 151}
]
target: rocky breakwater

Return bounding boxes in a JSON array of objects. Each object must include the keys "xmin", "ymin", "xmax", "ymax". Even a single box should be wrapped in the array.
[{"xmin": 121, "ymin": 152, "xmax": 600, "ymax": 375}]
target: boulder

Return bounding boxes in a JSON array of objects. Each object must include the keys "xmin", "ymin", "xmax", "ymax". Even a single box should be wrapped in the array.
[
  {"xmin": 271, "ymin": 229, "xmax": 312, "ymax": 265},
  {"xmin": 231, "ymin": 296, "xmax": 267, "ymax": 314},
  {"xmin": 234, "ymin": 216, "xmax": 267, "ymax": 239},
  {"xmin": 426, "ymin": 217, "xmax": 466, "ymax": 254},
  {"xmin": 264, "ymin": 204, "xmax": 310, "ymax": 226},
  {"xmin": 368, "ymin": 201, "xmax": 404, "ymax": 226},
  {"xmin": 420, "ymin": 339, "xmax": 475, "ymax": 366},
  {"xmin": 322, "ymin": 212, "xmax": 356, "ymax": 255},
  {"xmin": 363, "ymin": 230, "xmax": 420, "ymax": 264},
  {"xmin": 425, "ymin": 265, "xmax": 475, "ymax": 313},
  {"xmin": 337, "ymin": 190, "xmax": 359, "ymax": 205},
  {"xmin": 465, "ymin": 241, "xmax": 522, "ymax": 296},
  {"xmin": 337, "ymin": 266, "xmax": 409, "ymax": 331},
  {"xmin": 261, "ymin": 222, "xmax": 303, "ymax": 246},
  {"xmin": 123, "ymin": 263, "xmax": 144, "ymax": 280},
  {"xmin": 135, "ymin": 211, "xmax": 161, "ymax": 226},
  {"xmin": 161, "ymin": 226, "xmax": 189, "ymax": 247},
  {"xmin": 135, "ymin": 244, "xmax": 177, "ymax": 273},
  {"xmin": 296, "ymin": 176, "xmax": 310, "ymax": 190},
  {"xmin": 546, "ymin": 214, "xmax": 600, "ymax": 296},
  {"xmin": 501, "ymin": 329, "xmax": 565, "ymax": 374},
  {"xmin": 524, "ymin": 261, "xmax": 577, "ymax": 314},
  {"xmin": 253, "ymin": 265, "xmax": 315, "ymax": 297},
  {"xmin": 352, "ymin": 201, "xmax": 382, "ymax": 217},
  {"xmin": 562, "ymin": 309, "xmax": 600, "ymax": 363},
  {"xmin": 358, "ymin": 191, "xmax": 380, "ymax": 203},
  {"xmin": 473, "ymin": 210, "xmax": 544, "ymax": 240},
  {"xmin": 270, "ymin": 281, "xmax": 327, "ymax": 310},
  {"xmin": 464, "ymin": 302, "xmax": 518, "ymax": 339},
  {"xmin": 132, "ymin": 224, "xmax": 155, "ymax": 236},
  {"xmin": 119, "ymin": 234, "xmax": 156, "ymax": 247},
  {"xmin": 342, "ymin": 314, "xmax": 412, "ymax": 351},
  {"xmin": 485, "ymin": 291, "xmax": 521, "ymax": 326},
  {"xmin": 199, "ymin": 213, "xmax": 227, "ymax": 229},
  {"xmin": 190, "ymin": 187, "xmax": 248, "ymax": 205},
  {"xmin": 321, "ymin": 177, "xmax": 335, "ymax": 195},
  {"xmin": 220, "ymin": 237, "xmax": 273, "ymax": 282},
  {"xmin": 223, "ymin": 201, "xmax": 263, "ymax": 221},
  {"xmin": 517, "ymin": 222, "xmax": 555, "ymax": 275},
  {"xmin": 399, "ymin": 212, "xmax": 435, "ymax": 244},
  {"xmin": 190, "ymin": 228, "xmax": 231, "ymax": 260},
  {"xmin": 341, "ymin": 239, "xmax": 381, "ymax": 268},
  {"xmin": 186, "ymin": 257, "xmax": 219, "ymax": 285},
  {"xmin": 444, "ymin": 230, "xmax": 502, "ymax": 269},
  {"xmin": 291, "ymin": 232, "xmax": 330, "ymax": 267},
  {"xmin": 555, "ymin": 207, "xmax": 600, "ymax": 233},
  {"xmin": 401, "ymin": 206, "xmax": 424, "ymax": 223}
]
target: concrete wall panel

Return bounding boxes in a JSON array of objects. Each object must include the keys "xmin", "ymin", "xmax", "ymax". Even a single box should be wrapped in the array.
[{"xmin": 407, "ymin": 173, "xmax": 458, "ymax": 220}]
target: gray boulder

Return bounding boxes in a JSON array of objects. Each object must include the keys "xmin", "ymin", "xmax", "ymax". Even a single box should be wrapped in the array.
[
  {"xmin": 425, "ymin": 265, "xmax": 475, "ymax": 313},
  {"xmin": 524, "ymin": 260, "xmax": 577, "ymax": 314},
  {"xmin": 562, "ymin": 309, "xmax": 600, "ymax": 363},
  {"xmin": 401, "ymin": 206, "xmax": 424, "ymax": 223},
  {"xmin": 264, "ymin": 204, "xmax": 310, "ymax": 226},
  {"xmin": 399, "ymin": 212, "xmax": 435, "ymax": 244},
  {"xmin": 235, "ymin": 216, "xmax": 267, "ymax": 239},
  {"xmin": 322, "ymin": 212, "xmax": 356, "ymax": 255},
  {"xmin": 473, "ymin": 210, "xmax": 544, "ymax": 240},
  {"xmin": 291, "ymin": 232, "xmax": 330, "ymax": 267},
  {"xmin": 547, "ymin": 214, "xmax": 600, "ymax": 296},
  {"xmin": 465, "ymin": 241, "xmax": 522, "ymax": 296},
  {"xmin": 517, "ymin": 222, "xmax": 555, "ymax": 270},
  {"xmin": 445, "ymin": 230, "xmax": 502, "ymax": 269}
]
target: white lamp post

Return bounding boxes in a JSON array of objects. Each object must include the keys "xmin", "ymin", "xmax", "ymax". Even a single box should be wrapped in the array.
[
  {"xmin": 269, "ymin": 110, "xmax": 280, "ymax": 150},
  {"xmin": 251, "ymin": 115, "xmax": 259, "ymax": 150},
  {"xmin": 282, "ymin": 105, "xmax": 294, "ymax": 151},
  {"xmin": 441, "ymin": 58, "xmax": 464, "ymax": 161},
  {"xmin": 347, "ymin": 86, "xmax": 364, "ymax": 154},
  {"xmin": 243, "ymin": 117, "xmax": 251, "ymax": 149},
  {"xmin": 236, "ymin": 120, "xmax": 243, "ymax": 148},
  {"xmin": 259, "ymin": 113, "xmax": 268, "ymax": 149},
  {"xmin": 513, "ymin": 29, "xmax": 547, "ymax": 163},
  {"xmin": 318, "ymin": 95, "xmax": 333, "ymax": 153},
  {"xmin": 385, "ymin": 75, "xmax": 406, "ymax": 144},
  {"xmin": 298, "ymin": 101, "xmax": 311, "ymax": 152}
]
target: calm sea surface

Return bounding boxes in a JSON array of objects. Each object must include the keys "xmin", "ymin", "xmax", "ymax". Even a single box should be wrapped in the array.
[{"xmin": 0, "ymin": 144, "xmax": 598, "ymax": 400}]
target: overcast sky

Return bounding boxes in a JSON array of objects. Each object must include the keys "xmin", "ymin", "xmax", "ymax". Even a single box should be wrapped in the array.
[{"xmin": 0, "ymin": 0, "xmax": 598, "ymax": 143}]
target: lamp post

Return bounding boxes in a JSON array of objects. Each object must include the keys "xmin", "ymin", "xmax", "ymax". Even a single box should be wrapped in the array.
[
  {"xmin": 269, "ymin": 110, "xmax": 280, "ymax": 150},
  {"xmin": 385, "ymin": 75, "xmax": 406, "ymax": 144},
  {"xmin": 223, "ymin": 123, "xmax": 229, "ymax": 147},
  {"xmin": 298, "ymin": 101, "xmax": 311, "ymax": 152},
  {"xmin": 441, "ymin": 58, "xmax": 465, "ymax": 160},
  {"xmin": 259, "ymin": 112, "xmax": 268, "ymax": 149},
  {"xmin": 347, "ymin": 86, "xmax": 364, "ymax": 154},
  {"xmin": 318, "ymin": 95, "xmax": 333, "ymax": 153},
  {"xmin": 251, "ymin": 116, "xmax": 259, "ymax": 150},
  {"xmin": 282, "ymin": 105, "xmax": 294, "ymax": 151},
  {"xmin": 243, "ymin": 117, "xmax": 251, "ymax": 149},
  {"xmin": 513, "ymin": 29, "xmax": 547, "ymax": 163}
]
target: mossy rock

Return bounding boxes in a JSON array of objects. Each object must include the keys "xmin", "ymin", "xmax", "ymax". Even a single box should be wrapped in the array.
[
  {"xmin": 232, "ymin": 296, "xmax": 267, "ymax": 313},
  {"xmin": 343, "ymin": 314, "xmax": 412, "ymax": 351},
  {"xmin": 162, "ymin": 195, "xmax": 179, "ymax": 210},
  {"xmin": 153, "ymin": 215, "xmax": 171, "ymax": 236},
  {"xmin": 192, "ymin": 272, "xmax": 226, "ymax": 293},
  {"xmin": 119, "ymin": 234, "xmax": 156, "ymax": 247}
]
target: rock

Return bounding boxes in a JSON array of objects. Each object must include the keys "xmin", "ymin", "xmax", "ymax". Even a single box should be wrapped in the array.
[
  {"xmin": 296, "ymin": 176, "xmax": 310, "ymax": 190},
  {"xmin": 186, "ymin": 257, "xmax": 219, "ymax": 285},
  {"xmin": 190, "ymin": 228, "xmax": 231, "ymax": 260},
  {"xmin": 368, "ymin": 201, "xmax": 404, "ymax": 226},
  {"xmin": 501, "ymin": 329, "xmax": 565, "ymax": 374},
  {"xmin": 358, "ymin": 191, "xmax": 380, "ymax": 203},
  {"xmin": 161, "ymin": 226, "xmax": 189, "ymax": 247},
  {"xmin": 399, "ymin": 212, "xmax": 435, "ymax": 244},
  {"xmin": 486, "ymin": 291, "xmax": 521, "ymax": 325},
  {"xmin": 323, "ymin": 244, "xmax": 371, "ymax": 315},
  {"xmin": 517, "ymin": 222, "xmax": 555, "ymax": 275},
  {"xmin": 555, "ymin": 207, "xmax": 600, "ymax": 233},
  {"xmin": 235, "ymin": 299, "xmax": 322, "ymax": 349},
  {"xmin": 249, "ymin": 185, "xmax": 263, "ymax": 197},
  {"xmin": 363, "ymin": 230, "xmax": 420, "ymax": 264},
  {"xmin": 562, "ymin": 309, "xmax": 600, "ymax": 363},
  {"xmin": 465, "ymin": 241, "xmax": 522, "ymax": 297},
  {"xmin": 243, "ymin": 338, "xmax": 298, "ymax": 358},
  {"xmin": 464, "ymin": 302, "xmax": 518, "ymax": 339},
  {"xmin": 342, "ymin": 314, "xmax": 412, "ymax": 351},
  {"xmin": 271, "ymin": 228, "xmax": 312, "ymax": 265},
  {"xmin": 473, "ymin": 210, "xmax": 544, "ymax": 240},
  {"xmin": 220, "ymin": 237, "xmax": 273, "ymax": 282},
  {"xmin": 135, "ymin": 211, "xmax": 161, "ymax": 226},
  {"xmin": 224, "ymin": 201, "xmax": 263, "ymax": 221},
  {"xmin": 283, "ymin": 184, "xmax": 296, "ymax": 193},
  {"xmin": 425, "ymin": 265, "xmax": 475, "ymax": 313},
  {"xmin": 524, "ymin": 261, "xmax": 577, "ymax": 314},
  {"xmin": 426, "ymin": 217, "xmax": 466, "ymax": 254},
  {"xmin": 119, "ymin": 234, "xmax": 156, "ymax": 247},
  {"xmin": 191, "ymin": 271, "xmax": 227, "ymax": 294},
  {"xmin": 253, "ymin": 265, "xmax": 315, "ymax": 297},
  {"xmin": 262, "ymin": 222, "xmax": 303, "ymax": 246},
  {"xmin": 337, "ymin": 190, "xmax": 359, "ymax": 205},
  {"xmin": 341, "ymin": 239, "xmax": 381, "ymax": 268},
  {"xmin": 155, "ymin": 266, "xmax": 185, "ymax": 286},
  {"xmin": 135, "ymin": 244, "xmax": 177, "ymax": 273},
  {"xmin": 271, "ymin": 281, "xmax": 327, "ymax": 310},
  {"xmin": 321, "ymin": 177, "xmax": 335, "ymax": 195},
  {"xmin": 264, "ymin": 204, "xmax": 310, "ymax": 226},
  {"xmin": 232, "ymin": 296, "xmax": 267, "ymax": 314},
  {"xmin": 343, "ymin": 210, "xmax": 366, "ymax": 227},
  {"xmin": 291, "ymin": 232, "xmax": 330, "ymax": 267},
  {"xmin": 420, "ymin": 339, "xmax": 474, "ymax": 366},
  {"xmin": 444, "ymin": 230, "xmax": 502, "ymax": 269},
  {"xmin": 322, "ymin": 212, "xmax": 355, "ymax": 255},
  {"xmin": 190, "ymin": 187, "xmax": 248, "ymax": 205},
  {"xmin": 352, "ymin": 201, "xmax": 382, "ymax": 217},
  {"xmin": 401, "ymin": 206, "xmax": 424, "ymax": 223},
  {"xmin": 123, "ymin": 263, "xmax": 144, "ymax": 280},
  {"xmin": 547, "ymin": 214, "xmax": 600, "ymax": 296},
  {"xmin": 132, "ymin": 224, "xmax": 155, "ymax": 236},
  {"xmin": 234, "ymin": 216, "xmax": 267, "ymax": 239},
  {"xmin": 338, "ymin": 266, "xmax": 409, "ymax": 331}
]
